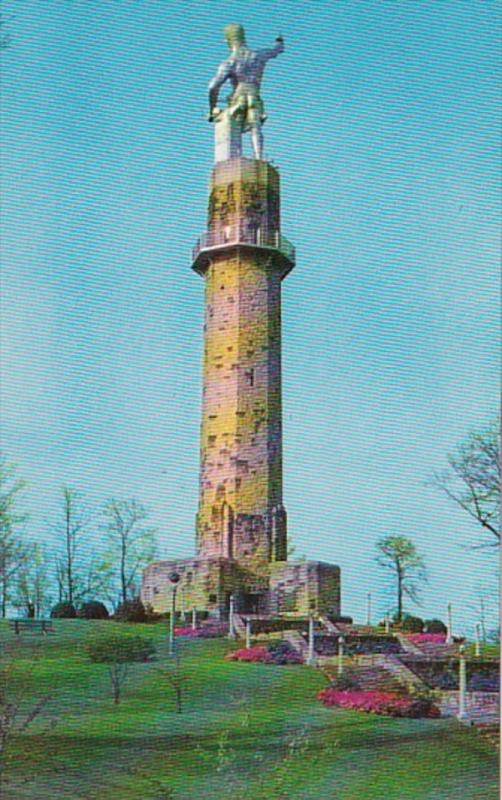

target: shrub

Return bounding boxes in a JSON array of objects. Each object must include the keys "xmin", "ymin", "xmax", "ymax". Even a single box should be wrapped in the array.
[
  {"xmin": 226, "ymin": 641, "xmax": 303, "ymax": 665},
  {"xmin": 86, "ymin": 633, "xmax": 156, "ymax": 704},
  {"xmin": 77, "ymin": 601, "xmax": 109, "ymax": 620},
  {"xmin": 267, "ymin": 640, "xmax": 303, "ymax": 665},
  {"xmin": 86, "ymin": 633, "xmax": 156, "ymax": 664},
  {"xmin": 249, "ymin": 618, "xmax": 310, "ymax": 635},
  {"xmin": 401, "ymin": 616, "xmax": 424, "ymax": 633},
  {"xmin": 50, "ymin": 601, "xmax": 76, "ymax": 619},
  {"xmin": 317, "ymin": 689, "xmax": 439, "ymax": 718},
  {"xmin": 423, "ymin": 618, "xmax": 447, "ymax": 634},
  {"xmin": 329, "ymin": 670, "xmax": 361, "ymax": 691},
  {"xmin": 114, "ymin": 597, "xmax": 159, "ymax": 623},
  {"xmin": 469, "ymin": 673, "xmax": 499, "ymax": 692}
]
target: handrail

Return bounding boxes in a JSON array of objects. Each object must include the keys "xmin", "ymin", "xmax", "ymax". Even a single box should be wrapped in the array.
[{"xmin": 192, "ymin": 225, "xmax": 295, "ymax": 265}]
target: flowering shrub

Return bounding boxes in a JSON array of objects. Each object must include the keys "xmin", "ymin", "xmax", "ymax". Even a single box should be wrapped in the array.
[
  {"xmin": 174, "ymin": 626, "xmax": 198, "ymax": 636},
  {"xmin": 317, "ymin": 689, "xmax": 440, "ymax": 718},
  {"xmin": 174, "ymin": 623, "xmax": 228, "ymax": 638},
  {"xmin": 406, "ymin": 633, "xmax": 446, "ymax": 645},
  {"xmin": 226, "ymin": 641, "xmax": 302, "ymax": 665},
  {"xmin": 226, "ymin": 645, "xmax": 273, "ymax": 663}
]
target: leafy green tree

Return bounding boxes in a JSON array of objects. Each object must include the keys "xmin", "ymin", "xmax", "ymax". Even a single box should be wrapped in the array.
[
  {"xmin": 101, "ymin": 499, "xmax": 157, "ymax": 606},
  {"xmin": 86, "ymin": 633, "xmax": 156, "ymax": 704},
  {"xmin": 432, "ymin": 419, "xmax": 499, "ymax": 547},
  {"xmin": 0, "ymin": 457, "xmax": 28, "ymax": 617},
  {"xmin": 376, "ymin": 535, "xmax": 427, "ymax": 622}
]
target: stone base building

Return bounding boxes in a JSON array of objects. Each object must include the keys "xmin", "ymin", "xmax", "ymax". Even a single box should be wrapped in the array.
[{"xmin": 142, "ymin": 557, "xmax": 340, "ymax": 618}]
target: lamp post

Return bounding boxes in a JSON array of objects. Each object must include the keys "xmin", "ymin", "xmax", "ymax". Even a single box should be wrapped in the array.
[
  {"xmin": 245, "ymin": 616, "xmax": 251, "ymax": 649},
  {"xmin": 228, "ymin": 594, "xmax": 236, "ymax": 639},
  {"xmin": 168, "ymin": 571, "xmax": 180, "ymax": 657},
  {"xmin": 366, "ymin": 592, "xmax": 372, "ymax": 627},
  {"xmin": 337, "ymin": 635, "xmax": 345, "ymax": 677},
  {"xmin": 475, "ymin": 623, "xmax": 481, "ymax": 658},
  {"xmin": 457, "ymin": 644, "xmax": 467, "ymax": 720},
  {"xmin": 446, "ymin": 603, "xmax": 453, "ymax": 645},
  {"xmin": 307, "ymin": 614, "xmax": 316, "ymax": 666},
  {"xmin": 384, "ymin": 613, "xmax": 390, "ymax": 634},
  {"xmin": 191, "ymin": 607, "xmax": 197, "ymax": 631}
]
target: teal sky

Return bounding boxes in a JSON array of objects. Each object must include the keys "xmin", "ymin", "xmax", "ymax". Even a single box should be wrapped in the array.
[{"xmin": 1, "ymin": 1, "xmax": 500, "ymax": 631}]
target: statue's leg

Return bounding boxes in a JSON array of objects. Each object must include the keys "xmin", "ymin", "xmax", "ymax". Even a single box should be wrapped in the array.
[
  {"xmin": 250, "ymin": 123, "xmax": 264, "ymax": 160},
  {"xmin": 214, "ymin": 108, "xmax": 242, "ymax": 163}
]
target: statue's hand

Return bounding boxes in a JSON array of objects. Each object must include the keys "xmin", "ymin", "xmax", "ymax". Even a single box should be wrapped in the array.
[
  {"xmin": 276, "ymin": 34, "xmax": 284, "ymax": 43},
  {"xmin": 208, "ymin": 107, "xmax": 222, "ymax": 123}
]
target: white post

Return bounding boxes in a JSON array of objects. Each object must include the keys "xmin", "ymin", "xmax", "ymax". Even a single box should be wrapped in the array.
[
  {"xmin": 446, "ymin": 603, "xmax": 453, "ymax": 645},
  {"xmin": 475, "ymin": 623, "xmax": 481, "ymax": 658},
  {"xmin": 384, "ymin": 613, "xmax": 390, "ymax": 634},
  {"xmin": 191, "ymin": 607, "xmax": 197, "ymax": 631},
  {"xmin": 307, "ymin": 615, "xmax": 316, "ymax": 666},
  {"xmin": 228, "ymin": 594, "xmax": 236, "ymax": 639},
  {"xmin": 245, "ymin": 617, "xmax": 251, "ymax": 649},
  {"xmin": 366, "ymin": 592, "xmax": 372, "ymax": 627},
  {"xmin": 169, "ymin": 586, "xmax": 177, "ymax": 657},
  {"xmin": 457, "ymin": 644, "xmax": 467, "ymax": 720},
  {"xmin": 337, "ymin": 636, "xmax": 345, "ymax": 677}
]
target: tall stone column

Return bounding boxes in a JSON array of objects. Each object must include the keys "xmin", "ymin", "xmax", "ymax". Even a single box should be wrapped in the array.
[{"xmin": 192, "ymin": 157, "xmax": 294, "ymax": 569}]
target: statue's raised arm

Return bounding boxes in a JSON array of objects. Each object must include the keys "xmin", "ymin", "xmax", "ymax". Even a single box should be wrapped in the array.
[{"xmin": 207, "ymin": 24, "xmax": 285, "ymax": 162}]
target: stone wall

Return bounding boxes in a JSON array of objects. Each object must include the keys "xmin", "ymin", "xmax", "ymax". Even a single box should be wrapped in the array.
[
  {"xmin": 438, "ymin": 691, "xmax": 500, "ymax": 718},
  {"xmin": 268, "ymin": 561, "xmax": 341, "ymax": 617},
  {"xmin": 141, "ymin": 557, "xmax": 239, "ymax": 617}
]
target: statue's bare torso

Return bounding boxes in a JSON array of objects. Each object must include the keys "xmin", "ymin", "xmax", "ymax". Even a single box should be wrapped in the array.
[{"xmin": 208, "ymin": 26, "xmax": 284, "ymax": 160}]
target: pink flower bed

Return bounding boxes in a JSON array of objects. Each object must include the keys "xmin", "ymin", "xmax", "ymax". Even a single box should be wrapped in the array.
[
  {"xmin": 317, "ymin": 689, "xmax": 440, "ymax": 718},
  {"xmin": 226, "ymin": 645, "xmax": 273, "ymax": 663},
  {"xmin": 406, "ymin": 633, "xmax": 446, "ymax": 645},
  {"xmin": 174, "ymin": 623, "xmax": 228, "ymax": 638}
]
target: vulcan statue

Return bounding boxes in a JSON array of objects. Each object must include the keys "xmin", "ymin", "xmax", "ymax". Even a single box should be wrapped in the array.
[{"xmin": 208, "ymin": 24, "xmax": 284, "ymax": 162}]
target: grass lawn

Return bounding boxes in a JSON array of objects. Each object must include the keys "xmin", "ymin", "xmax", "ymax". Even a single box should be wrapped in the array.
[{"xmin": 0, "ymin": 620, "xmax": 498, "ymax": 800}]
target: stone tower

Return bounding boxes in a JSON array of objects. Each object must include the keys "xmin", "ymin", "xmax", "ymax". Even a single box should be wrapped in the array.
[
  {"xmin": 141, "ymin": 27, "xmax": 342, "ymax": 620},
  {"xmin": 192, "ymin": 158, "xmax": 294, "ymax": 568}
]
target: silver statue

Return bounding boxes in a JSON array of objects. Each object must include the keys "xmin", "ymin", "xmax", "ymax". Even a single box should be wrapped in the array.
[{"xmin": 208, "ymin": 24, "xmax": 284, "ymax": 162}]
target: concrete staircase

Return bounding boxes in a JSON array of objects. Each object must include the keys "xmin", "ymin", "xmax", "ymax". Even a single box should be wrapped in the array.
[
  {"xmin": 320, "ymin": 653, "xmax": 429, "ymax": 694},
  {"xmin": 396, "ymin": 633, "xmax": 460, "ymax": 659}
]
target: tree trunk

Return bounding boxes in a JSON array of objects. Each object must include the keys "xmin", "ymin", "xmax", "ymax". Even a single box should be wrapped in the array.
[
  {"xmin": 120, "ymin": 540, "xmax": 127, "ymax": 606},
  {"xmin": 1, "ymin": 580, "xmax": 6, "ymax": 618},
  {"xmin": 397, "ymin": 572, "xmax": 403, "ymax": 622},
  {"xmin": 66, "ymin": 500, "xmax": 73, "ymax": 606}
]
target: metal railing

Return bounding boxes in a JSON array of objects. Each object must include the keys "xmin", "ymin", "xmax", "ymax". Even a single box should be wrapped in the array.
[{"xmin": 192, "ymin": 224, "xmax": 295, "ymax": 265}]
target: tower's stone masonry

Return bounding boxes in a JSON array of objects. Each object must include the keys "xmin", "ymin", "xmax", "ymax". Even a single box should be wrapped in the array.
[
  {"xmin": 142, "ymin": 156, "xmax": 342, "ymax": 620},
  {"xmin": 195, "ymin": 159, "xmax": 288, "ymax": 567}
]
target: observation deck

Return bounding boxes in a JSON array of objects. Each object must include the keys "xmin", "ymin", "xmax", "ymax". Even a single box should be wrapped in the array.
[{"xmin": 192, "ymin": 224, "xmax": 295, "ymax": 277}]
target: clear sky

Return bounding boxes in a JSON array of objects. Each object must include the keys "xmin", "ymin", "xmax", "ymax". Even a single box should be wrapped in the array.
[{"xmin": 1, "ymin": 1, "xmax": 500, "ymax": 631}]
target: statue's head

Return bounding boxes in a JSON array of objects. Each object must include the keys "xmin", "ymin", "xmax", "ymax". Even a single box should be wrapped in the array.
[{"xmin": 224, "ymin": 23, "xmax": 246, "ymax": 49}]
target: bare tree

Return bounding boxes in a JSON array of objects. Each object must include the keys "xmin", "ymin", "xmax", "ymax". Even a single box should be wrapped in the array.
[
  {"xmin": 158, "ymin": 655, "xmax": 186, "ymax": 714},
  {"xmin": 52, "ymin": 487, "xmax": 92, "ymax": 607},
  {"xmin": 432, "ymin": 420, "xmax": 500, "ymax": 547},
  {"xmin": 376, "ymin": 535, "xmax": 427, "ymax": 622},
  {"xmin": 0, "ymin": 644, "xmax": 54, "ymax": 791},
  {"xmin": 101, "ymin": 499, "xmax": 157, "ymax": 606},
  {"xmin": 0, "ymin": 458, "xmax": 29, "ymax": 617},
  {"xmin": 14, "ymin": 543, "xmax": 50, "ymax": 618}
]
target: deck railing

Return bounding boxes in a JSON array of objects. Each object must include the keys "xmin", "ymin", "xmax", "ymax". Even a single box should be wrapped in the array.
[{"xmin": 192, "ymin": 225, "xmax": 295, "ymax": 265}]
